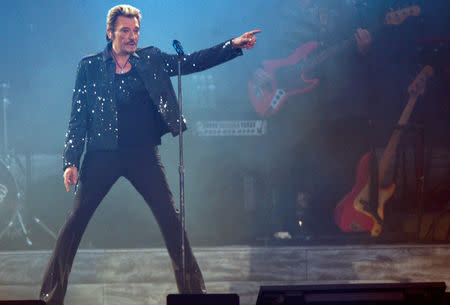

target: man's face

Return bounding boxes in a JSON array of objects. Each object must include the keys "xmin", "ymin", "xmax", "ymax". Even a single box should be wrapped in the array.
[{"xmin": 108, "ymin": 15, "xmax": 140, "ymax": 55}]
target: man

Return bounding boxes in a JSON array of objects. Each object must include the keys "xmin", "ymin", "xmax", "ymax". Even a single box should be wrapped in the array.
[
  {"xmin": 40, "ymin": 4, "xmax": 260, "ymax": 305},
  {"xmin": 294, "ymin": 0, "xmax": 371, "ymax": 52}
]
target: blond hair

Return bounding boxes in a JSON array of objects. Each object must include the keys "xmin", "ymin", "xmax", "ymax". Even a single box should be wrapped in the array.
[{"xmin": 106, "ymin": 4, "xmax": 142, "ymax": 41}]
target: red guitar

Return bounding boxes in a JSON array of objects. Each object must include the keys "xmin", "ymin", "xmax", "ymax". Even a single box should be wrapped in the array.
[
  {"xmin": 248, "ymin": 6, "xmax": 421, "ymax": 118},
  {"xmin": 334, "ymin": 66, "xmax": 434, "ymax": 236}
]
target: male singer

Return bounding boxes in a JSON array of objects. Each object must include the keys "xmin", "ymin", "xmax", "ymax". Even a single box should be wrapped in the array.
[{"xmin": 40, "ymin": 4, "xmax": 260, "ymax": 305}]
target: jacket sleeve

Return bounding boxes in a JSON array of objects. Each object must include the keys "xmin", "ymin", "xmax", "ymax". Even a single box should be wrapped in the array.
[
  {"xmin": 160, "ymin": 39, "xmax": 243, "ymax": 77},
  {"xmin": 62, "ymin": 60, "xmax": 88, "ymax": 171}
]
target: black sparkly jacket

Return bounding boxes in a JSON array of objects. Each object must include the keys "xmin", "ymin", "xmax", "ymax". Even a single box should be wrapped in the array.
[{"xmin": 63, "ymin": 40, "xmax": 243, "ymax": 170}]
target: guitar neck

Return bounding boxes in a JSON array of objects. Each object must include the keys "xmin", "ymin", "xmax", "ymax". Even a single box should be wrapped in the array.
[
  {"xmin": 303, "ymin": 6, "xmax": 421, "ymax": 74},
  {"xmin": 303, "ymin": 35, "xmax": 356, "ymax": 73},
  {"xmin": 378, "ymin": 95, "xmax": 418, "ymax": 182}
]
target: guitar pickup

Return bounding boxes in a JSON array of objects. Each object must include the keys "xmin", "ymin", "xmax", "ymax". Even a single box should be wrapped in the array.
[{"xmin": 270, "ymin": 89, "xmax": 286, "ymax": 109}]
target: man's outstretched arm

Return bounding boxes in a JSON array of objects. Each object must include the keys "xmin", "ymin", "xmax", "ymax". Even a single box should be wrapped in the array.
[{"xmin": 160, "ymin": 29, "xmax": 262, "ymax": 77}]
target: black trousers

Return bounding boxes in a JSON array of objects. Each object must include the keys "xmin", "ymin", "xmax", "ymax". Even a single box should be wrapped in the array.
[{"xmin": 40, "ymin": 148, "xmax": 205, "ymax": 305}]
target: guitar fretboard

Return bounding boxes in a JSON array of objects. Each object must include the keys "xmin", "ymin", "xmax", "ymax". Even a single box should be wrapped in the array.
[{"xmin": 303, "ymin": 36, "xmax": 356, "ymax": 73}]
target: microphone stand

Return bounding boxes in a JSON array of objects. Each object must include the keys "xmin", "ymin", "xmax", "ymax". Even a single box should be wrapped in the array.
[
  {"xmin": 173, "ymin": 40, "xmax": 186, "ymax": 292},
  {"xmin": 1, "ymin": 82, "xmax": 10, "ymax": 154}
]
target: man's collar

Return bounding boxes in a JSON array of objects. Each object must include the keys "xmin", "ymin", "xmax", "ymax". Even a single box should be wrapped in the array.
[{"xmin": 102, "ymin": 41, "xmax": 140, "ymax": 62}]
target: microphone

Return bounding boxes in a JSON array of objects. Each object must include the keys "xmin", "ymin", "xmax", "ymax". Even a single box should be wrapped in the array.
[{"xmin": 172, "ymin": 40, "xmax": 185, "ymax": 56}]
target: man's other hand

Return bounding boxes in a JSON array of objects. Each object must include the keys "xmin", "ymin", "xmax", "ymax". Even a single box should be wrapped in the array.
[
  {"xmin": 64, "ymin": 166, "xmax": 78, "ymax": 192},
  {"xmin": 355, "ymin": 28, "xmax": 371, "ymax": 54}
]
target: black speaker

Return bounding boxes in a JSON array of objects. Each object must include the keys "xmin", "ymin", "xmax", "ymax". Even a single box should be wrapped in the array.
[
  {"xmin": 167, "ymin": 293, "xmax": 239, "ymax": 305},
  {"xmin": 255, "ymin": 282, "xmax": 446, "ymax": 305},
  {"xmin": 0, "ymin": 301, "xmax": 45, "ymax": 305}
]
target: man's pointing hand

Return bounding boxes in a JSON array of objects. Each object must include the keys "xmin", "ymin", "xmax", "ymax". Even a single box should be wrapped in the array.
[{"xmin": 232, "ymin": 30, "xmax": 262, "ymax": 50}]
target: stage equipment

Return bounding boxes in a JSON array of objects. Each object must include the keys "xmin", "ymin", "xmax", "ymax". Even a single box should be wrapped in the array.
[
  {"xmin": 191, "ymin": 74, "xmax": 216, "ymax": 109},
  {"xmin": 195, "ymin": 120, "xmax": 267, "ymax": 136},
  {"xmin": 0, "ymin": 301, "xmax": 45, "ymax": 305},
  {"xmin": 0, "ymin": 83, "xmax": 55, "ymax": 247},
  {"xmin": 0, "ymin": 82, "xmax": 31, "ymax": 246},
  {"xmin": 0, "ymin": 156, "xmax": 30, "ymax": 245},
  {"xmin": 256, "ymin": 282, "xmax": 446, "ymax": 305},
  {"xmin": 167, "ymin": 293, "xmax": 239, "ymax": 305},
  {"xmin": 172, "ymin": 39, "xmax": 188, "ymax": 292},
  {"xmin": 1, "ymin": 82, "xmax": 10, "ymax": 153}
]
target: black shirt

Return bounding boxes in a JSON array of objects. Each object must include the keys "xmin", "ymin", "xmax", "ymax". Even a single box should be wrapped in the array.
[{"xmin": 114, "ymin": 67, "xmax": 161, "ymax": 150}]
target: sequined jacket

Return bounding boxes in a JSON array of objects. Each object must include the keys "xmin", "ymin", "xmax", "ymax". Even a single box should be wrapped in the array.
[{"xmin": 63, "ymin": 40, "xmax": 243, "ymax": 170}]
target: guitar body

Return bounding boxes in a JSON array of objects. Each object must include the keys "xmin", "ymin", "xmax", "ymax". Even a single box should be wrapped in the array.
[
  {"xmin": 334, "ymin": 152, "xmax": 396, "ymax": 236},
  {"xmin": 334, "ymin": 65, "xmax": 433, "ymax": 237},
  {"xmin": 248, "ymin": 41, "xmax": 320, "ymax": 117}
]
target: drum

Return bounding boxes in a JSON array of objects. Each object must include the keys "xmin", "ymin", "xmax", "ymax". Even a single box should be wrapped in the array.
[{"xmin": 0, "ymin": 156, "xmax": 25, "ymax": 236}]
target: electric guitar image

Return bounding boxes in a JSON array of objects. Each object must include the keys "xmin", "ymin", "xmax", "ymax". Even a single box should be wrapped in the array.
[
  {"xmin": 248, "ymin": 6, "xmax": 421, "ymax": 117},
  {"xmin": 334, "ymin": 66, "xmax": 434, "ymax": 236}
]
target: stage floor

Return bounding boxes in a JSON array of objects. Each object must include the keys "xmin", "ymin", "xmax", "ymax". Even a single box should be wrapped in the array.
[{"xmin": 0, "ymin": 244, "xmax": 449, "ymax": 305}]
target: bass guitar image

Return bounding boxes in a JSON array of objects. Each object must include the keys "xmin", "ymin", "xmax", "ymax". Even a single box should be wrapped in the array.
[
  {"xmin": 334, "ymin": 66, "xmax": 434, "ymax": 236},
  {"xmin": 248, "ymin": 6, "xmax": 421, "ymax": 117}
]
